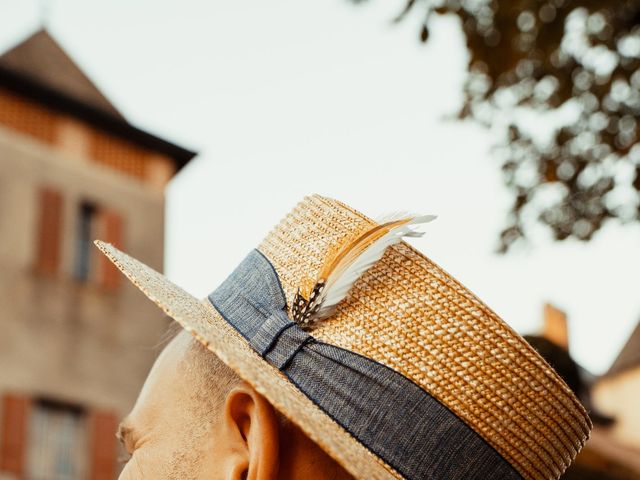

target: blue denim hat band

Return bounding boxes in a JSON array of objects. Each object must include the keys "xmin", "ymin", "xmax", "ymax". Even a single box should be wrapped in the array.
[{"xmin": 208, "ymin": 249, "xmax": 522, "ymax": 480}]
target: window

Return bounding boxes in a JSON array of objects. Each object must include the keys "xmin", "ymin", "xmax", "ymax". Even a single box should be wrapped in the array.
[
  {"xmin": 0, "ymin": 394, "xmax": 118, "ymax": 480},
  {"xmin": 33, "ymin": 190, "xmax": 125, "ymax": 288},
  {"xmin": 73, "ymin": 200, "xmax": 124, "ymax": 290},
  {"xmin": 74, "ymin": 202, "xmax": 97, "ymax": 282},
  {"xmin": 25, "ymin": 399, "xmax": 88, "ymax": 480}
]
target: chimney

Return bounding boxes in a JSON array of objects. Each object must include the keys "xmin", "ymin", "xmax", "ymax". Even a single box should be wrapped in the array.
[{"xmin": 542, "ymin": 303, "xmax": 569, "ymax": 351}]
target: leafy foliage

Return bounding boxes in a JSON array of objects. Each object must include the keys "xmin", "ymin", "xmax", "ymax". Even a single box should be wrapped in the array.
[{"xmin": 369, "ymin": 0, "xmax": 640, "ymax": 251}]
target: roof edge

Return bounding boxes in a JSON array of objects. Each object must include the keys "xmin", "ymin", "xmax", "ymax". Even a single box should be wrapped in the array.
[
  {"xmin": 601, "ymin": 320, "xmax": 640, "ymax": 379},
  {"xmin": 0, "ymin": 65, "xmax": 197, "ymax": 171}
]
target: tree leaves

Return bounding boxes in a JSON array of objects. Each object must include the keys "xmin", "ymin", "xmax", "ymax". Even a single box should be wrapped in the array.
[{"xmin": 357, "ymin": 0, "xmax": 640, "ymax": 252}]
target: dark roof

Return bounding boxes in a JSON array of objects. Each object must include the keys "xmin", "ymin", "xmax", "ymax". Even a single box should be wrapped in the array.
[
  {"xmin": 0, "ymin": 29, "xmax": 124, "ymax": 119},
  {"xmin": 606, "ymin": 320, "xmax": 640, "ymax": 377},
  {"xmin": 0, "ymin": 29, "xmax": 196, "ymax": 171}
]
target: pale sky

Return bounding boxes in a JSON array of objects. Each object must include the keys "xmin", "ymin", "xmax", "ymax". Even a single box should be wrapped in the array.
[{"xmin": 2, "ymin": 0, "xmax": 639, "ymax": 374}]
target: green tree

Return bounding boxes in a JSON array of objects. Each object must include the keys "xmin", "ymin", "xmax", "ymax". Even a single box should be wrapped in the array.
[{"xmin": 362, "ymin": 0, "xmax": 640, "ymax": 252}]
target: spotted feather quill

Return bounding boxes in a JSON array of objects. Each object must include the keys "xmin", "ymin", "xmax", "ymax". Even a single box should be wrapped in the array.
[{"xmin": 291, "ymin": 214, "xmax": 436, "ymax": 326}]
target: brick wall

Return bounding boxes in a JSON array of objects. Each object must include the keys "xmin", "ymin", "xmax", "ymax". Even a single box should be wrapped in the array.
[{"xmin": 0, "ymin": 87, "xmax": 172, "ymax": 184}]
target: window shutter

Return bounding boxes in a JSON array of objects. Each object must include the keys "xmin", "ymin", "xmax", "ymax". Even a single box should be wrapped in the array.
[
  {"xmin": 34, "ymin": 187, "xmax": 63, "ymax": 275},
  {"xmin": 0, "ymin": 394, "xmax": 31, "ymax": 476},
  {"xmin": 97, "ymin": 209, "xmax": 123, "ymax": 290},
  {"xmin": 88, "ymin": 410, "xmax": 118, "ymax": 480}
]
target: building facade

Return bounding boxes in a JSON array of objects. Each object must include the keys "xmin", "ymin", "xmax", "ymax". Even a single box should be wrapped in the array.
[
  {"xmin": 593, "ymin": 321, "xmax": 640, "ymax": 452},
  {"xmin": 0, "ymin": 29, "xmax": 195, "ymax": 480},
  {"xmin": 528, "ymin": 304, "xmax": 640, "ymax": 479}
]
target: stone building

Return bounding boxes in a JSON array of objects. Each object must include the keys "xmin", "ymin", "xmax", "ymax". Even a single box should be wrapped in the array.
[
  {"xmin": 0, "ymin": 29, "xmax": 196, "ymax": 479},
  {"xmin": 527, "ymin": 304, "xmax": 640, "ymax": 479},
  {"xmin": 592, "ymin": 321, "xmax": 640, "ymax": 454}
]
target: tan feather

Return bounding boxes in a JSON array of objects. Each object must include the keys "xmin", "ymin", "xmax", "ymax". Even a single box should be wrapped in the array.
[{"xmin": 291, "ymin": 214, "xmax": 435, "ymax": 325}]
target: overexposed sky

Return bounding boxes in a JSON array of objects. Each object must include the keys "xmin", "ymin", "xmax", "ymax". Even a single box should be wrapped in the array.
[{"xmin": 2, "ymin": 0, "xmax": 639, "ymax": 374}]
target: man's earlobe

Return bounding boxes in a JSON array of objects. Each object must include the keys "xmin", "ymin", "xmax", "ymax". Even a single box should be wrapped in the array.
[{"xmin": 221, "ymin": 382, "xmax": 280, "ymax": 480}]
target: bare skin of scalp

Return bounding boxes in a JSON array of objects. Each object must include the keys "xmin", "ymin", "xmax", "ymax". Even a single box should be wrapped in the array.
[{"xmin": 117, "ymin": 329, "xmax": 353, "ymax": 480}]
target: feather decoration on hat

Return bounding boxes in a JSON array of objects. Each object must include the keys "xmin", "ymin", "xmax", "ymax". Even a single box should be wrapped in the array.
[{"xmin": 291, "ymin": 213, "xmax": 436, "ymax": 326}]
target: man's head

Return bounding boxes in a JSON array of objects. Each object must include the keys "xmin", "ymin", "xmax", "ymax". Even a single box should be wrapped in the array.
[
  {"xmin": 117, "ymin": 329, "xmax": 353, "ymax": 479},
  {"xmin": 97, "ymin": 194, "xmax": 591, "ymax": 480}
]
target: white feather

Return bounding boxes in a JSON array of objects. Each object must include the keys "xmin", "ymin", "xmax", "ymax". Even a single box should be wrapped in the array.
[{"xmin": 313, "ymin": 214, "xmax": 436, "ymax": 319}]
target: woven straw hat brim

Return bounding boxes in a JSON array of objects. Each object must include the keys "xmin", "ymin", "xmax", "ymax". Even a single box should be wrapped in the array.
[{"xmin": 95, "ymin": 241, "xmax": 402, "ymax": 480}]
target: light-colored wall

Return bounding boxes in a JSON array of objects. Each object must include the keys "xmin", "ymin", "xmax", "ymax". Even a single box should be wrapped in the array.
[
  {"xmin": 0, "ymin": 125, "xmax": 171, "ymax": 417},
  {"xmin": 593, "ymin": 367, "xmax": 640, "ymax": 450}
]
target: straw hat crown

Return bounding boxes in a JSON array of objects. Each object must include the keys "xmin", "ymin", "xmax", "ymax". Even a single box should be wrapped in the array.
[{"xmin": 257, "ymin": 194, "xmax": 591, "ymax": 480}]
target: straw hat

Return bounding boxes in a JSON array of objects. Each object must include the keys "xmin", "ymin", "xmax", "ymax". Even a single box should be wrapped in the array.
[{"xmin": 95, "ymin": 194, "xmax": 591, "ymax": 480}]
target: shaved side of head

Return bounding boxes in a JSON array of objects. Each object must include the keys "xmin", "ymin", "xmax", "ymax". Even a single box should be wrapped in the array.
[
  {"xmin": 176, "ymin": 329, "xmax": 242, "ymax": 418},
  {"xmin": 159, "ymin": 322, "xmax": 242, "ymax": 416},
  {"xmin": 160, "ymin": 329, "xmax": 242, "ymax": 478},
  {"xmin": 126, "ymin": 325, "xmax": 352, "ymax": 480}
]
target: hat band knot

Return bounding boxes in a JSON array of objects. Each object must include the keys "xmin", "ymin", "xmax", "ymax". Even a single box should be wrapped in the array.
[
  {"xmin": 208, "ymin": 249, "xmax": 313, "ymax": 371},
  {"xmin": 249, "ymin": 310, "xmax": 313, "ymax": 371}
]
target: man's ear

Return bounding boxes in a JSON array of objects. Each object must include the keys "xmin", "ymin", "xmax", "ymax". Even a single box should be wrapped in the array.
[{"xmin": 219, "ymin": 381, "xmax": 280, "ymax": 480}]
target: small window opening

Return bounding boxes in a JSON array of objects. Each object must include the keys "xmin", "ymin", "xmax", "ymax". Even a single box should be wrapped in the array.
[{"xmin": 74, "ymin": 202, "xmax": 97, "ymax": 282}]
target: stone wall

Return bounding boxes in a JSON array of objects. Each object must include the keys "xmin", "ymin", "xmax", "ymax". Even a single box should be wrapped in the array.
[{"xmin": 0, "ymin": 125, "xmax": 174, "ymax": 478}]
